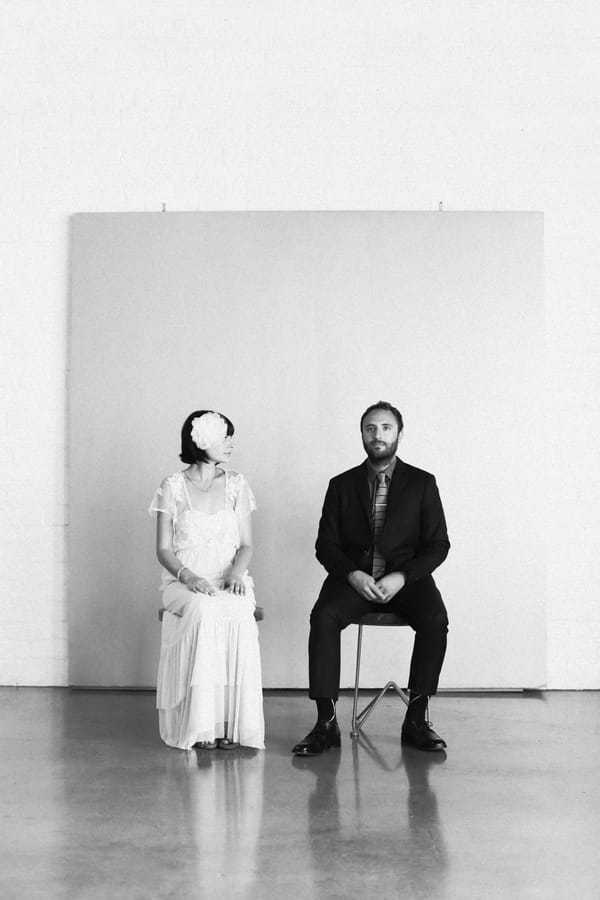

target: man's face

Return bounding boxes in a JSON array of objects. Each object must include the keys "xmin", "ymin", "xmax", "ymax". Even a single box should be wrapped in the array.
[{"xmin": 361, "ymin": 409, "xmax": 401, "ymax": 463}]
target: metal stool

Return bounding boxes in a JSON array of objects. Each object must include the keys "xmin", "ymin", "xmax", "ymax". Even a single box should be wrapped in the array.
[
  {"xmin": 158, "ymin": 606, "xmax": 264, "ymax": 622},
  {"xmin": 350, "ymin": 612, "xmax": 410, "ymax": 738}
]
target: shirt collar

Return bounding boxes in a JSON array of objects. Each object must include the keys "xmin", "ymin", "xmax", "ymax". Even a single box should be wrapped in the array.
[{"xmin": 365, "ymin": 455, "xmax": 397, "ymax": 484}]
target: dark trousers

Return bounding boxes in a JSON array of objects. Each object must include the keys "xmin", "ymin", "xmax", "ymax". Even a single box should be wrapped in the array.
[{"xmin": 308, "ymin": 574, "xmax": 448, "ymax": 701}]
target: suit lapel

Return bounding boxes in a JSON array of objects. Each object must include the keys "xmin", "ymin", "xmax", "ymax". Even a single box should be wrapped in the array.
[
  {"xmin": 356, "ymin": 462, "xmax": 373, "ymax": 530},
  {"xmin": 384, "ymin": 458, "xmax": 411, "ymax": 527}
]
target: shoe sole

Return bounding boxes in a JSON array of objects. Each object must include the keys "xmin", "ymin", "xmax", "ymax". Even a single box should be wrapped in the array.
[{"xmin": 292, "ymin": 738, "xmax": 341, "ymax": 756}]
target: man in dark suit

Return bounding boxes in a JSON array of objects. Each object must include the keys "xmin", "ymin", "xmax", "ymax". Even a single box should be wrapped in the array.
[{"xmin": 293, "ymin": 401, "xmax": 450, "ymax": 755}]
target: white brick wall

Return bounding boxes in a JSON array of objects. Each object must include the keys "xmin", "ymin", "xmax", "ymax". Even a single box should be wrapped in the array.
[{"xmin": 1, "ymin": 1, "xmax": 599, "ymax": 686}]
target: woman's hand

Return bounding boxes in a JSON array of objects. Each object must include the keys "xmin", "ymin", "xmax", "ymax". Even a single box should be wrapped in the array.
[
  {"xmin": 181, "ymin": 572, "xmax": 217, "ymax": 596},
  {"xmin": 225, "ymin": 574, "xmax": 246, "ymax": 595}
]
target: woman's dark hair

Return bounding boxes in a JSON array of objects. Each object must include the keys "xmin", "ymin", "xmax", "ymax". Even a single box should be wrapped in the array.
[
  {"xmin": 180, "ymin": 410, "xmax": 235, "ymax": 464},
  {"xmin": 360, "ymin": 401, "xmax": 403, "ymax": 432}
]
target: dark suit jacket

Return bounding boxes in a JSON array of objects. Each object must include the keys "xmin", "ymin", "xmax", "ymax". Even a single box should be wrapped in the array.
[{"xmin": 315, "ymin": 458, "xmax": 450, "ymax": 586}]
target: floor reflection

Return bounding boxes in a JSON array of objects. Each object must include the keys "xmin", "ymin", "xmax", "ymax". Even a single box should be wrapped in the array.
[
  {"xmin": 5, "ymin": 690, "xmax": 600, "ymax": 897},
  {"xmin": 400, "ymin": 743, "xmax": 448, "ymax": 893},
  {"xmin": 353, "ymin": 730, "xmax": 448, "ymax": 894},
  {"xmin": 288, "ymin": 729, "xmax": 448, "ymax": 897},
  {"xmin": 159, "ymin": 746, "xmax": 265, "ymax": 895}
]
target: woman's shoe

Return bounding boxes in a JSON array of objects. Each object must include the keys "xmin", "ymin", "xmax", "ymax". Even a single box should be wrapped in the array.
[
  {"xmin": 195, "ymin": 740, "xmax": 218, "ymax": 750},
  {"xmin": 217, "ymin": 738, "xmax": 240, "ymax": 750}
]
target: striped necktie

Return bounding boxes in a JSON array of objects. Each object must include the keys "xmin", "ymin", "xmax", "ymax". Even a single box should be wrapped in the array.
[{"xmin": 372, "ymin": 471, "xmax": 389, "ymax": 579}]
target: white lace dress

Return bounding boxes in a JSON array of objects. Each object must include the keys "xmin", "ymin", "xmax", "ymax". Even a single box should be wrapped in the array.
[{"xmin": 149, "ymin": 470, "xmax": 265, "ymax": 750}]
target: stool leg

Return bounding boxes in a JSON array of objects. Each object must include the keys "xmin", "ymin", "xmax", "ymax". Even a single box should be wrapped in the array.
[
  {"xmin": 353, "ymin": 681, "xmax": 409, "ymax": 736},
  {"xmin": 350, "ymin": 624, "xmax": 410, "ymax": 739},
  {"xmin": 350, "ymin": 624, "xmax": 364, "ymax": 738}
]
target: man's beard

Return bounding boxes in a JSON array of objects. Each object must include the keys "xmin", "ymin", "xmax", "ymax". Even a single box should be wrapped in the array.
[{"xmin": 363, "ymin": 436, "xmax": 399, "ymax": 463}]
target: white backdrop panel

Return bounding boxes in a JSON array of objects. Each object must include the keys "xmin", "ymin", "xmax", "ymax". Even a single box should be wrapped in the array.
[{"xmin": 69, "ymin": 211, "xmax": 544, "ymax": 688}]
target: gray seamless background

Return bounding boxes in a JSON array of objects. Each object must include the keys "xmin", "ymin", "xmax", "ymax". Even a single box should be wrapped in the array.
[{"xmin": 69, "ymin": 211, "xmax": 544, "ymax": 688}]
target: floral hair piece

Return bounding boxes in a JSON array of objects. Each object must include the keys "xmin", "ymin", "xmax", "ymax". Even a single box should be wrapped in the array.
[{"xmin": 190, "ymin": 412, "xmax": 228, "ymax": 450}]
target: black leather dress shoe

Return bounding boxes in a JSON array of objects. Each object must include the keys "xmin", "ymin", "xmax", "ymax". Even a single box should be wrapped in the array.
[
  {"xmin": 292, "ymin": 718, "xmax": 341, "ymax": 756},
  {"xmin": 401, "ymin": 718, "xmax": 447, "ymax": 752}
]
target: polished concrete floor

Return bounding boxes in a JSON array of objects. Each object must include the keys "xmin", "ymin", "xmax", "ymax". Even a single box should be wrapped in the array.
[{"xmin": 1, "ymin": 688, "xmax": 599, "ymax": 899}]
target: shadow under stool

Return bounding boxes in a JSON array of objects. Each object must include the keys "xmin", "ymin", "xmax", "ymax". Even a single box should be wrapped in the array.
[{"xmin": 351, "ymin": 611, "xmax": 410, "ymax": 738}]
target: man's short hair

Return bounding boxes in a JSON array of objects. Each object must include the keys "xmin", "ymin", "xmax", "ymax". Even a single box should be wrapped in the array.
[{"xmin": 360, "ymin": 401, "xmax": 403, "ymax": 432}]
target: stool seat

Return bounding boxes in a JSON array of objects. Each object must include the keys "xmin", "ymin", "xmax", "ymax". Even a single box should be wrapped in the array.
[
  {"xmin": 351, "ymin": 612, "xmax": 410, "ymax": 738},
  {"xmin": 358, "ymin": 612, "xmax": 409, "ymax": 627},
  {"xmin": 158, "ymin": 606, "xmax": 264, "ymax": 622}
]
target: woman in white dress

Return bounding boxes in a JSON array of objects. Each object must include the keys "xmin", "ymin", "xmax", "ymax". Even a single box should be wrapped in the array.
[{"xmin": 150, "ymin": 410, "xmax": 265, "ymax": 750}]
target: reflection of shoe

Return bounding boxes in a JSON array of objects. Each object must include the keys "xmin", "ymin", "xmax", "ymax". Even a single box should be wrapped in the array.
[
  {"xmin": 401, "ymin": 719, "xmax": 447, "ymax": 752},
  {"xmin": 217, "ymin": 739, "xmax": 240, "ymax": 750},
  {"xmin": 195, "ymin": 740, "xmax": 218, "ymax": 750},
  {"xmin": 292, "ymin": 719, "xmax": 341, "ymax": 756},
  {"xmin": 235, "ymin": 746, "xmax": 260, "ymax": 759},
  {"xmin": 401, "ymin": 744, "xmax": 447, "ymax": 768}
]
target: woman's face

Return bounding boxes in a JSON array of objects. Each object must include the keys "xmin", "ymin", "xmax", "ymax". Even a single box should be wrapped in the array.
[{"xmin": 204, "ymin": 433, "xmax": 233, "ymax": 464}]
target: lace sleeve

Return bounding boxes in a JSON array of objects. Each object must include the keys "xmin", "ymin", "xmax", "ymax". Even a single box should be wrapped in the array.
[
  {"xmin": 148, "ymin": 474, "xmax": 184, "ymax": 520},
  {"xmin": 229, "ymin": 472, "xmax": 257, "ymax": 519}
]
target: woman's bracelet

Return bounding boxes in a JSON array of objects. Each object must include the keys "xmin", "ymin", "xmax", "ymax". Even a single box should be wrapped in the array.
[{"xmin": 176, "ymin": 566, "xmax": 188, "ymax": 582}]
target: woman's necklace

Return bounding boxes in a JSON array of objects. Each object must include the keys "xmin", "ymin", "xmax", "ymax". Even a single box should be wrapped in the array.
[{"xmin": 184, "ymin": 470, "xmax": 216, "ymax": 492}]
